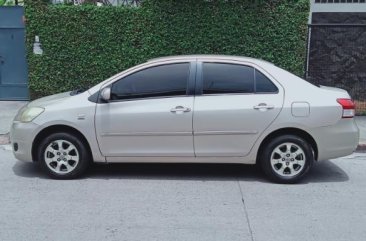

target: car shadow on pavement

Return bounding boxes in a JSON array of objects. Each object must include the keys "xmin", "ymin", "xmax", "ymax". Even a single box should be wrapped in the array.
[
  {"xmin": 88, "ymin": 163, "xmax": 268, "ymax": 182},
  {"xmin": 301, "ymin": 160, "xmax": 349, "ymax": 183},
  {"xmin": 12, "ymin": 162, "xmax": 49, "ymax": 179},
  {"xmin": 12, "ymin": 159, "xmax": 349, "ymax": 183}
]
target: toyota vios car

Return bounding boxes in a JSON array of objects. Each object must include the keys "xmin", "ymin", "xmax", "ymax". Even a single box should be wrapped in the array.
[{"xmin": 11, "ymin": 55, "xmax": 359, "ymax": 183}]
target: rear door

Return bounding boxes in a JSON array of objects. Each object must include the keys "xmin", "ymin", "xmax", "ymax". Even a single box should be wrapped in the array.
[{"xmin": 193, "ymin": 60, "xmax": 284, "ymax": 157}]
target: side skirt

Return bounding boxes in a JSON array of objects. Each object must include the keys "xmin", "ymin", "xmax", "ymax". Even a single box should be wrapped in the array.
[{"xmin": 105, "ymin": 156, "xmax": 256, "ymax": 164}]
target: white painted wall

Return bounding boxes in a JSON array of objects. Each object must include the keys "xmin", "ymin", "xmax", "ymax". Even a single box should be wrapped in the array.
[
  {"xmin": 311, "ymin": 0, "xmax": 366, "ymax": 13},
  {"xmin": 310, "ymin": 0, "xmax": 366, "ymax": 23}
]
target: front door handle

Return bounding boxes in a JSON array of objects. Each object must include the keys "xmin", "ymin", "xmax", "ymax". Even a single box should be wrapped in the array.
[
  {"xmin": 253, "ymin": 103, "xmax": 275, "ymax": 110},
  {"xmin": 170, "ymin": 106, "xmax": 191, "ymax": 114}
]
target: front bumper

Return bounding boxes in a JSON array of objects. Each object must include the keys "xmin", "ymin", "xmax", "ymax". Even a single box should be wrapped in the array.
[{"xmin": 10, "ymin": 121, "xmax": 39, "ymax": 162}]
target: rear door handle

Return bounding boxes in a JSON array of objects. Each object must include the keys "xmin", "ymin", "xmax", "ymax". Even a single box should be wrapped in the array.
[
  {"xmin": 253, "ymin": 103, "xmax": 275, "ymax": 110},
  {"xmin": 170, "ymin": 106, "xmax": 191, "ymax": 114}
]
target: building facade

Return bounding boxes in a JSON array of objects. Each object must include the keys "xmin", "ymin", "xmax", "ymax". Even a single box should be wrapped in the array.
[{"xmin": 307, "ymin": 0, "xmax": 366, "ymax": 113}]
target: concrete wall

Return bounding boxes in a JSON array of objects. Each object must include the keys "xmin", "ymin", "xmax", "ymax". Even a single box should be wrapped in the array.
[{"xmin": 307, "ymin": 11, "xmax": 366, "ymax": 102}]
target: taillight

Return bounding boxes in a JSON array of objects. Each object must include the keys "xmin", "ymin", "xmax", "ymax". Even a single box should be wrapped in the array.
[{"xmin": 337, "ymin": 98, "xmax": 355, "ymax": 118}]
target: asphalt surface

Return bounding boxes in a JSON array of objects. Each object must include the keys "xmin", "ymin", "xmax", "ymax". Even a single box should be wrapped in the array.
[{"xmin": 1, "ymin": 146, "xmax": 366, "ymax": 241}]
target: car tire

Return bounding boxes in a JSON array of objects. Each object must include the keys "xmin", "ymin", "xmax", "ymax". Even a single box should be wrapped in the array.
[
  {"xmin": 38, "ymin": 132, "xmax": 90, "ymax": 179},
  {"xmin": 260, "ymin": 135, "xmax": 314, "ymax": 184}
]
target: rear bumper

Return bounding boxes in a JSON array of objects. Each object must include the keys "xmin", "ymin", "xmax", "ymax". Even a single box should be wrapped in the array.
[
  {"xmin": 309, "ymin": 119, "xmax": 359, "ymax": 161},
  {"xmin": 10, "ymin": 121, "xmax": 39, "ymax": 162}
]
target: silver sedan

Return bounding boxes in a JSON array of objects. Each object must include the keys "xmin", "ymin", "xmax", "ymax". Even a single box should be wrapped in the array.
[{"xmin": 10, "ymin": 55, "xmax": 359, "ymax": 183}]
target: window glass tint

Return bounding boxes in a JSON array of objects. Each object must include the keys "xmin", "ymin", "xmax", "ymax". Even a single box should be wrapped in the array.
[
  {"xmin": 202, "ymin": 63, "xmax": 254, "ymax": 94},
  {"xmin": 111, "ymin": 63, "xmax": 190, "ymax": 100},
  {"xmin": 255, "ymin": 69, "xmax": 278, "ymax": 93}
]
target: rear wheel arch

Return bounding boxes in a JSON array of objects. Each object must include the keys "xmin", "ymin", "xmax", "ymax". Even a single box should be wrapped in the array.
[
  {"xmin": 32, "ymin": 125, "xmax": 92, "ymax": 163},
  {"xmin": 257, "ymin": 128, "xmax": 318, "ymax": 162}
]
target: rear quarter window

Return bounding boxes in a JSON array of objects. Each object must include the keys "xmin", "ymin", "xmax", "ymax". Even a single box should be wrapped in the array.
[{"xmin": 255, "ymin": 69, "xmax": 278, "ymax": 93}]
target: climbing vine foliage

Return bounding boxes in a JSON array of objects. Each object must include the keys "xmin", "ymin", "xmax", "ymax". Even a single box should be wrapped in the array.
[{"xmin": 25, "ymin": 0, "xmax": 309, "ymax": 98}]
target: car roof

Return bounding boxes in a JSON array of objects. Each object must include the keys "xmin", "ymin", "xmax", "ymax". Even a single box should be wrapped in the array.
[{"xmin": 148, "ymin": 55, "xmax": 274, "ymax": 65}]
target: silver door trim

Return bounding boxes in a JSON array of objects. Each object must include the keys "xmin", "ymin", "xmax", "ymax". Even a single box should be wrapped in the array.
[
  {"xmin": 194, "ymin": 130, "xmax": 258, "ymax": 136},
  {"xmin": 101, "ymin": 131, "xmax": 193, "ymax": 137}
]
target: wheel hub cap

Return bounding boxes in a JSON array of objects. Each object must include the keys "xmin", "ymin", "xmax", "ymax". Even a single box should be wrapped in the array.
[
  {"xmin": 270, "ymin": 142, "xmax": 306, "ymax": 177},
  {"xmin": 44, "ymin": 140, "xmax": 80, "ymax": 174}
]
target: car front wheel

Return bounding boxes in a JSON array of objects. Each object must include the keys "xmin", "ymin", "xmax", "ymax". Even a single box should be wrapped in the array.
[
  {"xmin": 260, "ymin": 135, "xmax": 314, "ymax": 184},
  {"xmin": 38, "ymin": 132, "xmax": 90, "ymax": 179}
]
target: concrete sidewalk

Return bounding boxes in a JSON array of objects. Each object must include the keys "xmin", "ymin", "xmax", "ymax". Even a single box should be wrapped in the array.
[
  {"xmin": 0, "ymin": 101, "xmax": 27, "ymax": 144},
  {"xmin": 1, "ymin": 101, "xmax": 366, "ymax": 147},
  {"xmin": 355, "ymin": 116, "xmax": 366, "ymax": 144},
  {"xmin": 0, "ymin": 101, "xmax": 27, "ymax": 135}
]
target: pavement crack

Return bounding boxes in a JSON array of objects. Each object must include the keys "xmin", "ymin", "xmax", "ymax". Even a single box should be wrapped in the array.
[{"xmin": 237, "ymin": 181, "xmax": 255, "ymax": 241}]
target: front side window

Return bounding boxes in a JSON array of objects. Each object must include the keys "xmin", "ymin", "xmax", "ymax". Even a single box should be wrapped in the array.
[
  {"xmin": 202, "ymin": 63, "xmax": 255, "ymax": 94},
  {"xmin": 111, "ymin": 63, "xmax": 190, "ymax": 100}
]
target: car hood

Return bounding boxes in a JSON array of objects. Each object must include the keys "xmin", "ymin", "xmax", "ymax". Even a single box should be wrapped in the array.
[{"xmin": 28, "ymin": 91, "xmax": 72, "ymax": 108}]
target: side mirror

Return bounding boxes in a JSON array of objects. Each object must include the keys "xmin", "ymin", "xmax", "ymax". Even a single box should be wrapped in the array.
[{"xmin": 100, "ymin": 87, "xmax": 111, "ymax": 102}]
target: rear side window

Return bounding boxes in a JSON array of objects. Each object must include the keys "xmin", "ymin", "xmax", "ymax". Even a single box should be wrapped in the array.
[
  {"xmin": 111, "ymin": 63, "xmax": 190, "ymax": 100},
  {"xmin": 255, "ymin": 69, "xmax": 278, "ymax": 93},
  {"xmin": 202, "ymin": 63, "xmax": 254, "ymax": 94},
  {"xmin": 201, "ymin": 63, "xmax": 278, "ymax": 95}
]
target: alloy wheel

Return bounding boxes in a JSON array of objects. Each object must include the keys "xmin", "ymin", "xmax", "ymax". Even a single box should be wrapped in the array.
[
  {"xmin": 270, "ymin": 142, "xmax": 306, "ymax": 177},
  {"xmin": 44, "ymin": 140, "xmax": 80, "ymax": 174}
]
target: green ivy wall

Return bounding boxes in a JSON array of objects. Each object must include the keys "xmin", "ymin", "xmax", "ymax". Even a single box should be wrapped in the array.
[{"xmin": 25, "ymin": 0, "xmax": 309, "ymax": 97}]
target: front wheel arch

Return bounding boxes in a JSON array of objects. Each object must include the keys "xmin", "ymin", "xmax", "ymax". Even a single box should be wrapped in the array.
[{"xmin": 32, "ymin": 125, "xmax": 93, "ymax": 163}]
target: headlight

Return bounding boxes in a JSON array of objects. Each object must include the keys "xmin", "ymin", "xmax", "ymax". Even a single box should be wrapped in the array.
[{"xmin": 15, "ymin": 107, "xmax": 45, "ymax": 123}]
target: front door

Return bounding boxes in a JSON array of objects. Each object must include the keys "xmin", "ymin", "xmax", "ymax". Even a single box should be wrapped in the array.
[
  {"xmin": 193, "ymin": 61, "xmax": 284, "ymax": 157},
  {"xmin": 95, "ymin": 62, "xmax": 195, "ymax": 157}
]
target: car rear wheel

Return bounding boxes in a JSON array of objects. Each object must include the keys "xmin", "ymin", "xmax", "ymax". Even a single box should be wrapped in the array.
[
  {"xmin": 260, "ymin": 135, "xmax": 314, "ymax": 184},
  {"xmin": 38, "ymin": 132, "xmax": 90, "ymax": 179}
]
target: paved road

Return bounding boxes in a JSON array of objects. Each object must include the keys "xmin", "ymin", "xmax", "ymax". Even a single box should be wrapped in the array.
[{"xmin": 1, "ymin": 146, "xmax": 366, "ymax": 241}]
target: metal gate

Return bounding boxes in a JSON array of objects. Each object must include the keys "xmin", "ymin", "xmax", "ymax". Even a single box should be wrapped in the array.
[
  {"xmin": 305, "ymin": 23, "xmax": 366, "ymax": 115},
  {"xmin": 0, "ymin": 6, "xmax": 28, "ymax": 100}
]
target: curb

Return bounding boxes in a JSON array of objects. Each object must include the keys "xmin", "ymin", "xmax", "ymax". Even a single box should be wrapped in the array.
[{"xmin": 356, "ymin": 144, "xmax": 366, "ymax": 152}]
